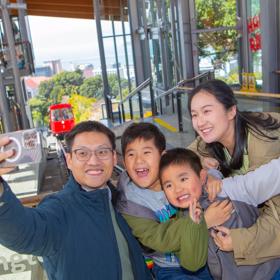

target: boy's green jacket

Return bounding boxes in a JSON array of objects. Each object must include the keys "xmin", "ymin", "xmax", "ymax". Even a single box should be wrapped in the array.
[
  {"xmin": 122, "ymin": 212, "xmax": 208, "ymax": 272},
  {"xmin": 116, "ymin": 172, "xmax": 209, "ymax": 272}
]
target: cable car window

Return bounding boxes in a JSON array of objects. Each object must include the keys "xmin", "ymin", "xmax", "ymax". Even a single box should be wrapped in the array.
[
  {"xmin": 61, "ymin": 108, "xmax": 73, "ymax": 120},
  {"xmin": 51, "ymin": 110, "xmax": 61, "ymax": 121}
]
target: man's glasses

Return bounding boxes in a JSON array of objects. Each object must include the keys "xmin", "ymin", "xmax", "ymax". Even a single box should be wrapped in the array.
[{"xmin": 72, "ymin": 147, "xmax": 113, "ymax": 161}]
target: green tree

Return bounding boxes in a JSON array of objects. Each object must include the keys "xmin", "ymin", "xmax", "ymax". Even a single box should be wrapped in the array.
[
  {"xmin": 37, "ymin": 70, "xmax": 84, "ymax": 105},
  {"xmin": 68, "ymin": 94, "xmax": 96, "ymax": 123},
  {"xmin": 108, "ymin": 74, "xmax": 129, "ymax": 99},
  {"xmin": 79, "ymin": 75, "xmax": 103, "ymax": 99},
  {"xmin": 28, "ymin": 97, "xmax": 49, "ymax": 126},
  {"xmin": 52, "ymin": 70, "xmax": 84, "ymax": 97},
  {"xmin": 195, "ymin": 0, "xmax": 238, "ymax": 61},
  {"xmin": 38, "ymin": 79, "xmax": 54, "ymax": 100}
]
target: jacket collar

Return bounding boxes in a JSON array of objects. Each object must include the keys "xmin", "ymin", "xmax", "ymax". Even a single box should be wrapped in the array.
[{"xmin": 64, "ymin": 174, "xmax": 119, "ymax": 206}]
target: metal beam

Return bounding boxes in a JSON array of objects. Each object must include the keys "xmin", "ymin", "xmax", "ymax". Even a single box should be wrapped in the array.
[
  {"xmin": 94, "ymin": 0, "xmax": 113, "ymax": 121},
  {"xmin": 0, "ymin": 73, "xmax": 13, "ymax": 131},
  {"xmin": 1, "ymin": 0, "xmax": 29, "ymax": 129}
]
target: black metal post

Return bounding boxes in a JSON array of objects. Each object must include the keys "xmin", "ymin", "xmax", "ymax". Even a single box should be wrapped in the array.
[
  {"xmin": 94, "ymin": 0, "xmax": 113, "ymax": 121},
  {"xmin": 176, "ymin": 91, "xmax": 183, "ymax": 132},
  {"xmin": 129, "ymin": 98, "xmax": 133, "ymax": 120},
  {"xmin": 149, "ymin": 82, "xmax": 156, "ymax": 116},
  {"xmin": 138, "ymin": 92, "xmax": 143, "ymax": 119},
  {"xmin": 121, "ymin": 103, "xmax": 125, "ymax": 122}
]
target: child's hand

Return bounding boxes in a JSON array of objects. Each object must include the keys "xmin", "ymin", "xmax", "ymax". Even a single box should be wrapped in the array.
[
  {"xmin": 211, "ymin": 226, "xmax": 233, "ymax": 251},
  {"xmin": 204, "ymin": 200, "xmax": 233, "ymax": 229},
  {"xmin": 189, "ymin": 199, "xmax": 202, "ymax": 224},
  {"xmin": 205, "ymin": 175, "xmax": 222, "ymax": 202},
  {"xmin": 202, "ymin": 157, "xmax": 219, "ymax": 169}
]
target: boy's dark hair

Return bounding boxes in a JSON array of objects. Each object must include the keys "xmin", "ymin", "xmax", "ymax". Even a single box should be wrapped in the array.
[
  {"xmin": 121, "ymin": 122, "xmax": 166, "ymax": 155},
  {"xmin": 65, "ymin": 121, "xmax": 116, "ymax": 152},
  {"xmin": 159, "ymin": 148, "xmax": 202, "ymax": 179}
]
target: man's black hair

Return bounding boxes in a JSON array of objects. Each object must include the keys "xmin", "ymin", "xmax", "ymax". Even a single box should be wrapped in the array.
[{"xmin": 65, "ymin": 121, "xmax": 116, "ymax": 152}]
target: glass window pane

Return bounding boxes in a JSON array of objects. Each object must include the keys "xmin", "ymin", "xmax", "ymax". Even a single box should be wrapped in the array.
[
  {"xmin": 101, "ymin": 20, "xmax": 113, "ymax": 36},
  {"xmin": 113, "ymin": 21, "xmax": 123, "ymax": 36},
  {"xmin": 195, "ymin": 0, "xmax": 237, "ymax": 29},
  {"xmin": 248, "ymin": 0, "xmax": 262, "ymax": 88},
  {"xmin": 250, "ymin": 0, "xmax": 260, "ymax": 15},
  {"xmin": 145, "ymin": 0, "xmax": 158, "ymax": 26},
  {"xmin": 103, "ymin": 37, "xmax": 115, "ymax": 69},
  {"xmin": 149, "ymin": 38, "xmax": 163, "ymax": 87},
  {"xmin": 125, "ymin": 35, "xmax": 136, "ymax": 88},
  {"xmin": 123, "ymin": 20, "xmax": 131, "ymax": 35},
  {"xmin": 131, "ymin": 95, "xmax": 140, "ymax": 120},
  {"xmin": 197, "ymin": 30, "xmax": 239, "ymax": 84},
  {"xmin": 141, "ymin": 88, "xmax": 152, "ymax": 118},
  {"xmin": 123, "ymin": 100, "xmax": 132, "ymax": 121}
]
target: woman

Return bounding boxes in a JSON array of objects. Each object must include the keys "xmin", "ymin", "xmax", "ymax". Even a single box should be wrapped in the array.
[{"xmin": 188, "ymin": 79, "xmax": 280, "ymax": 267}]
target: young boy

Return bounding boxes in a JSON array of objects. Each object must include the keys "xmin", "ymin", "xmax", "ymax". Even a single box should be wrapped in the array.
[
  {"xmin": 117, "ymin": 122, "xmax": 211, "ymax": 279},
  {"xmin": 159, "ymin": 148, "xmax": 280, "ymax": 280}
]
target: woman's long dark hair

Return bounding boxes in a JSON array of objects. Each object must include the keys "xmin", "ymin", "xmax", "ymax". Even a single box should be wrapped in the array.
[{"xmin": 188, "ymin": 79, "xmax": 280, "ymax": 177}]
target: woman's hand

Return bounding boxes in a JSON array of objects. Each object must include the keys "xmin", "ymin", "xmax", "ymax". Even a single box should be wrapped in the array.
[
  {"xmin": 205, "ymin": 175, "xmax": 222, "ymax": 202},
  {"xmin": 204, "ymin": 200, "xmax": 233, "ymax": 229},
  {"xmin": 211, "ymin": 226, "xmax": 233, "ymax": 251},
  {"xmin": 0, "ymin": 137, "xmax": 16, "ymax": 175}
]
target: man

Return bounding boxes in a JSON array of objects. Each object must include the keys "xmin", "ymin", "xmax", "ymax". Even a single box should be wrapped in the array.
[{"xmin": 0, "ymin": 121, "xmax": 151, "ymax": 280}]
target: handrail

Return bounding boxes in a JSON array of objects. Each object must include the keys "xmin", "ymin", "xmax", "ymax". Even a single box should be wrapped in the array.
[
  {"xmin": 182, "ymin": 71, "xmax": 214, "ymax": 83},
  {"xmin": 154, "ymin": 71, "xmax": 213, "ymax": 100},
  {"xmin": 154, "ymin": 79, "xmax": 188, "ymax": 100},
  {"xmin": 119, "ymin": 77, "xmax": 152, "ymax": 105}
]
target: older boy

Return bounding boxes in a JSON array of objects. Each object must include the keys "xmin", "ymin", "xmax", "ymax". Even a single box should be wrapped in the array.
[
  {"xmin": 117, "ymin": 122, "xmax": 212, "ymax": 279},
  {"xmin": 0, "ymin": 121, "xmax": 151, "ymax": 280},
  {"xmin": 159, "ymin": 148, "xmax": 280, "ymax": 280}
]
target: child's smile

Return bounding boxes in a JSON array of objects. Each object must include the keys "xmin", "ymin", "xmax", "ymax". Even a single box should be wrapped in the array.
[
  {"xmin": 124, "ymin": 138, "xmax": 162, "ymax": 191},
  {"xmin": 135, "ymin": 167, "xmax": 149, "ymax": 177},
  {"xmin": 161, "ymin": 163, "xmax": 206, "ymax": 208}
]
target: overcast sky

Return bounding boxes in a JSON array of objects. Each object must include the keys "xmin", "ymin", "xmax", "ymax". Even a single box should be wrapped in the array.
[{"xmin": 28, "ymin": 16, "xmax": 109, "ymax": 70}]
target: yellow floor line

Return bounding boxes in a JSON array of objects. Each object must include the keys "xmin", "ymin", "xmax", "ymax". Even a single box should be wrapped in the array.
[{"xmin": 154, "ymin": 117, "xmax": 178, "ymax": 133}]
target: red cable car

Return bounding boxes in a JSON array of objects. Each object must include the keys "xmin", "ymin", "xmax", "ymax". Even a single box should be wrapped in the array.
[{"xmin": 49, "ymin": 103, "xmax": 75, "ymax": 138}]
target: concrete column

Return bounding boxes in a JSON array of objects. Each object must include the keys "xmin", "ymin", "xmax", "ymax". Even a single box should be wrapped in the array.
[
  {"xmin": 260, "ymin": 0, "xmax": 279, "ymax": 92},
  {"xmin": 177, "ymin": 0, "xmax": 195, "ymax": 80}
]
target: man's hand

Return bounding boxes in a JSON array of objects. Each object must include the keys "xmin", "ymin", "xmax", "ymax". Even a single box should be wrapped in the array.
[
  {"xmin": 189, "ymin": 199, "xmax": 202, "ymax": 224},
  {"xmin": 205, "ymin": 175, "xmax": 222, "ymax": 202},
  {"xmin": 211, "ymin": 226, "xmax": 233, "ymax": 251},
  {"xmin": 0, "ymin": 137, "xmax": 16, "ymax": 175},
  {"xmin": 204, "ymin": 200, "xmax": 233, "ymax": 229}
]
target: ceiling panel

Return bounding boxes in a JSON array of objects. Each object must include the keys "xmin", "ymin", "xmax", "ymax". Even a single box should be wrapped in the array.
[{"xmin": 10, "ymin": 0, "xmax": 124, "ymax": 20}]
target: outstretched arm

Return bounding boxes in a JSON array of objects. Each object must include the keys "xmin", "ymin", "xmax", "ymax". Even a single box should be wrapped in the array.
[
  {"xmin": 0, "ymin": 137, "xmax": 63, "ymax": 256},
  {"xmin": 220, "ymin": 158, "xmax": 280, "ymax": 206}
]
